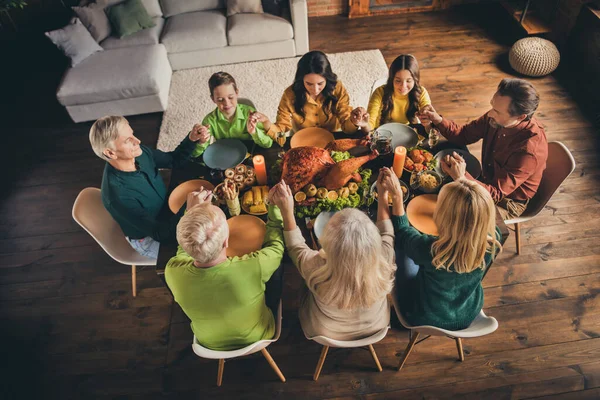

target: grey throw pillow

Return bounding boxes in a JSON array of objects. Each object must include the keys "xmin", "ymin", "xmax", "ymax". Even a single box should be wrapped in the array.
[
  {"xmin": 45, "ymin": 19, "xmax": 103, "ymax": 66},
  {"xmin": 227, "ymin": 0, "xmax": 263, "ymax": 16},
  {"xmin": 72, "ymin": 2, "xmax": 112, "ymax": 42}
]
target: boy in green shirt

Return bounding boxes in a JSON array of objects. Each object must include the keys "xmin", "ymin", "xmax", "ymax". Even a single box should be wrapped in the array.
[
  {"xmin": 165, "ymin": 188, "xmax": 285, "ymax": 350},
  {"xmin": 192, "ymin": 72, "xmax": 273, "ymax": 158}
]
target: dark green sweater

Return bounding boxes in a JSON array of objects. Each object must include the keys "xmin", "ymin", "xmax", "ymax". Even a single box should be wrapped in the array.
[
  {"xmin": 101, "ymin": 137, "xmax": 195, "ymax": 243},
  {"xmin": 392, "ymin": 214, "xmax": 500, "ymax": 330}
]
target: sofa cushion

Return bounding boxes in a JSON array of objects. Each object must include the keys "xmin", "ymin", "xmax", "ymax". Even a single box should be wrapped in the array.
[
  {"xmin": 72, "ymin": 2, "xmax": 112, "ymax": 42},
  {"xmin": 101, "ymin": 17, "xmax": 164, "ymax": 49},
  {"xmin": 226, "ymin": 0, "xmax": 263, "ymax": 16},
  {"xmin": 227, "ymin": 13, "xmax": 293, "ymax": 46},
  {"xmin": 57, "ymin": 44, "xmax": 171, "ymax": 105},
  {"xmin": 106, "ymin": 0, "xmax": 156, "ymax": 38},
  {"xmin": 104, "ymin": 0, "xmax": 163, "ymax": 17},
  {"xmin": 45, "ymin": 18, "xmax": 104, "ymax": 66},
  {"xmin": 161, "ymin": 10, "xmax": 226, "ymax": 53},
  {"xmin": 160, "ymin": 0, "xmax": 225, "ymax": 17}
]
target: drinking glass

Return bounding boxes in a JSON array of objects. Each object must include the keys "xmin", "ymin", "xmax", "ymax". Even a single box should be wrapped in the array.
[{"xmin": 370, "ymin": 129, "xmax": 393, "ymax": 155}]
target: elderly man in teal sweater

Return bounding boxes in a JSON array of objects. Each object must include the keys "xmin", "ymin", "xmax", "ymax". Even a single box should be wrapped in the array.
[
  {"xmin": 89, "ymin": 116, "xmax": 210, "ymax": 259},
  {"xmin": 165, "ymin": 187, "xmax": 285, "ymax": 351}
]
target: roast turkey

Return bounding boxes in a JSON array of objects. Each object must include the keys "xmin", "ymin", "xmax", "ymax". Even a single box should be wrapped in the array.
[{"xmin": 281, "ymin": 139, "xmax": 377, "ymax": 193}]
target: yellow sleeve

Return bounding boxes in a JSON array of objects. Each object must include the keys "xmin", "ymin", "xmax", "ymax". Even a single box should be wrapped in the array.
[
  {"xmin": 266, "ymin": 87, "xmax": 295, "ymax": 140},
  {"xmin": 334, "ymin": 81, "xmax": 359, "ymax": 134},
  {"xmin": 418, "ymin": 86, "xmax": 432, "ymax": 110},
  {"xmin": 367, "ymin": 86, "xmax": 385, "ymax": 129}
]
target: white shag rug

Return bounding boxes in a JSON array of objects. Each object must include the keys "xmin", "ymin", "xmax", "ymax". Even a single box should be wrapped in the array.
[{"xmin": 157, "ymin": 49, "xmax": 389, "ymax": 151}]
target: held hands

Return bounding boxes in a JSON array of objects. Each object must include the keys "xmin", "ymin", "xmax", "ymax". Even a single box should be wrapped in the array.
[
  {"xmin": 222, "ymin": 186, "xmax": 236, "ymax": 201},
  {"xmin": 189, "ymin": 124, "xmax": 211, "ymax": 144},
  {"xmin": 350, "ymin": 107, "xmax": 369, "ymax": 128},
  {"xmin": 441, "ymin": 152, "xmax": 467, "ymax": 181},
  {"xmin": 186, "ymin": 187, "xmax": 213, "ymax": 210},
  {"xmin": 251, "ymin": 111, "xmax": 272, "ymax": 130},
  {"xmin": 417, "ymin": 105, "xmax": 443, "ymax": 126},
  {"xmin": 247, "ymin": 111, "xmax": 260, "ymax": 135},
  {"xmin": 379, "ymin": 167, "xmax": 403, "ymax": 204},
  {"xmin": 268, "ymin": 180, "xmax": 294, "ymax": 215}
]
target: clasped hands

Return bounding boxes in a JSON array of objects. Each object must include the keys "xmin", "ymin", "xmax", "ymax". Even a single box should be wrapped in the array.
[
  {"xmin": 440, "ymin": 152, "xmax": 467, "ymax": 181},
  {"xmin": 186, "ymin": 187, "xmax": 213, "ymax": 210},
  {"xmin": 377, "ymin": 167, "xmax": 403, "ymax": 205},
  {"xmin": 350, "ymin": 107, "xmax": 369, "ymax": 128}
]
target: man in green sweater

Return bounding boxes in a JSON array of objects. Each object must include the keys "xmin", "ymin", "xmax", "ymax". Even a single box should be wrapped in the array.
[
  {"xmin": 165, "ymin": 188, "xmax": 285, "ymax": 351},
  {"xmin": 89, "ymin": 116, "xmax": 210, "ymax": 259}
]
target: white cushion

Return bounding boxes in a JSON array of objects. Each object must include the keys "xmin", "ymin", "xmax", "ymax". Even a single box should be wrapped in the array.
[
  {"xmin": 101, "ymin": 17, "xmax": 164, "ymax": 49},
  {"xmin": 160, "ymin": 10, "xmax": 226, "ymax": 53},
  {"xmin": 57, "ymin": 44, "xmax": 171, "ymax": 105},
  {"xmin": 227, "ymin": 13, "xmax": 293, "ymax": 46},
  {"xmin": 160, "ymin": 0, "xmax": 225, "ymax": 17},
  {"xmin": 45, "ymin": 18, "xmax": 104, "ymax": 66}
]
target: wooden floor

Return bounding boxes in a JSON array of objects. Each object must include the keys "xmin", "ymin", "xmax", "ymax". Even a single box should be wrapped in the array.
[{"xmin": 2, "ymin": 4, "xmax": 599, "ymax": 399}]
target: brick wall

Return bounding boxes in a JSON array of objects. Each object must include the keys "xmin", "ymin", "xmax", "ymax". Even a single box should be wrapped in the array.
[{"xmin": 308, "ymin": 0, "xmax": 347, "ymax": 17}]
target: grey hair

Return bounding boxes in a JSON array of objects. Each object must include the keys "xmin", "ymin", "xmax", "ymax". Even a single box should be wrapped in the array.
[
  {"xmin": 176, "ymin": 204, "xmax": 229, "ymax": 264},
  {"xmin": 89, "ymin": 116, "xmax": 128, "ymax": 161}
]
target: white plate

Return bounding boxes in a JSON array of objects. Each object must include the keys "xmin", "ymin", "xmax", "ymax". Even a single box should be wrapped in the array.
[
  {"xmin": 378, "ymin": 123, "xmax": 419, "ymax": 149},
  {"xmin": 313, "ymin": 211, "xmax": 338, "ymax": 240}
]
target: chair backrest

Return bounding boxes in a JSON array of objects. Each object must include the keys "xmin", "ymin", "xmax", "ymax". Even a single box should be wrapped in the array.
[
  {"xmin": 370, "ymin": 78, "xmax": 388, "ymax": 97},
  {"xmin": 238, "ymin": 98, "xmax": 257, "ymax": 109},
  {"xmin": 521, "ymin": 141, "xmax": 576, "ymax": 219},
  {"xmin": 390, "ymin": 288, "xmax": 498, "ymax": 338},
  {"xmin": 307, "ymin": 326, "xmax": 389, "ymax": 348},
  {"xmin": 192, "ymin": 300, "xmax": 283, "ymax": 360},
  {"xmin": 72, "ymin": 187, "xmax": 156, "ymax": 266}
]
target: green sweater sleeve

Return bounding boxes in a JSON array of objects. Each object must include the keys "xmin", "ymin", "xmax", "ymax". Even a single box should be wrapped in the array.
[
  {"xmin": 392, "ymin": 214, "xmax": 434, "ymax": 265},
  {"xmin": 251, "ymin": 122, "xmax": 273, "ymax": 148},
  {"xmin": 256, "ymin": 205, "xmax": 285, "ymax": 282},
  {"xmin": 152, "ymin": 136, "xmax": 196, "ymax": 168}
]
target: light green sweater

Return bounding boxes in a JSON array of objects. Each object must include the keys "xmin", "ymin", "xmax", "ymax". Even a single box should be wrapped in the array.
[{"xmin": 165, "ymin": 206, "xmax": 284, "ymax": 350}]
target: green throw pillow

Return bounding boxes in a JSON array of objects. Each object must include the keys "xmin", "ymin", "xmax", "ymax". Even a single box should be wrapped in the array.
[{"xmin": 106, "ymin": 0, "xmax": 155, "ymax": 38}]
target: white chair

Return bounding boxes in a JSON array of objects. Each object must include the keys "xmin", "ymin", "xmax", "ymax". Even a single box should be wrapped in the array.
[
  {"xmin": 238, "ymin": 98, "xmax": 256, "ymax": 109},
  {"xmin": 72, "ymin": 187, "xmax": 156, "ymax": 297},
  {"xmin": 305, "ymin": 325, "xmax": 389, "ymax": 381},
  {"xmin": 370, "ymin": 78, "xmax": 388, "ymax": 97},
  {"xmin": 504, "ymin": 141, "xmax": 576, "ymax": 254},
  {"xmin": 191, "ymin": 301, "xmax": 286, "ymax": 386},
  {"xmin": 390, "ymin": 288, "xmax": 498, "ymax": 371}
]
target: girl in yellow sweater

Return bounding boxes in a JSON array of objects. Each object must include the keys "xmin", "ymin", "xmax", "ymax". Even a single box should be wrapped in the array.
[{"xmin": 367, "ymin": 54, "xmax": 432, "ymax": 130}]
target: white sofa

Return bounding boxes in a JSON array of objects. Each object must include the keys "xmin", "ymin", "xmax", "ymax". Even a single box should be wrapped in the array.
[{"xmin": 56, "ymin": 0, "xmax": 309, "ymax": 123}]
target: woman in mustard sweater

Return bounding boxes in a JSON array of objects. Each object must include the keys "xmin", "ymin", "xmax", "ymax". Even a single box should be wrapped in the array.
[
  {"xmin": 367, "ymin": 54, "xmax": 433, "ymax": 130},
  {"xmin": 254, "ymin": 51, "xmax": 369, "ymax": 145},
  {"xmin": 380, "ymin": 168, "xmax": 501, "ymax": 330}
]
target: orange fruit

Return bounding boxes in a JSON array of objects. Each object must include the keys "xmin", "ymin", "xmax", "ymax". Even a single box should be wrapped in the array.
[
  {"xmin": 327, "ymin": 191, "xmax": 339, "ymax": 201},
  {"xmin": 294, "ymin": 191, "xmax": 307, "ymax": 202}
]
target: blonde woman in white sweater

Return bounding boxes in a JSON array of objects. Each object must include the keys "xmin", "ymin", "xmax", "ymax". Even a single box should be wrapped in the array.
[{"xmin": 268, "ymin": 177, "xmax": 397, "ymax": 340}]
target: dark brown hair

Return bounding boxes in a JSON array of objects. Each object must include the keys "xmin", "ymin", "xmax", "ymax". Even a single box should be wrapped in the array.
[
  {"xmin": 496, "ymin": 78, "xmax": 540, "ymax": 119},
  {"xmin": 292, "ymin": 50, "xmax": 338, "ymax": 122},
  {"xmin": 208, "ymin": 71, "xmax": 238, "ymax": 98},
  {"xmin": 381, "ymin": 55, "xmax": 423, "ymax": 124}
]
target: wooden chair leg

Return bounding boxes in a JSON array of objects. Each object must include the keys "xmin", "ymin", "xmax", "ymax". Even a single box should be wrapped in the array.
[
  {"xmin": 260, "ymin": 348, "xmax": 286, "ymax": 382},
  {"xmin": 217, "ymin": 359, "xmax": 224, "ymax": 386},
  {"xmin": 313, "ymin": 345, "xmax": 329, "ymax": 381},
  {"xmin": 455, "ymin": 338, "xmax": 465, "ymax": 362},
  {"xmin": 131, "ymin": 265, "xmax": 137, "ymax": 297},
  {"xmin": 368, "ymin": 344, "xmax": 383, "ymax": 372},
  {"xmin": 398, "ymin": 332, "xmax": 419, "ymax": 371},
  {"xmin": 514, "ymin": 222, "xmax": 521, "ymax": 255}
]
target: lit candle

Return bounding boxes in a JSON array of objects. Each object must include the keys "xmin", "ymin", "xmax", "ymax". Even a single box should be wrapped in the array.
[
  {"xmin": 393, "ymin": 146, "xmax": 407, "ymax": 178},
  {"xmin": 253, "ymin": 155, "xmax": 267, "ymax": 185}
]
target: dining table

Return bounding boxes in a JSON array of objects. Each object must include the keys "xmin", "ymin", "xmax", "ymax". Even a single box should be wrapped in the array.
[{"xmin": 155, "ymin": 125, "xmax": 509, "ymax": 280}]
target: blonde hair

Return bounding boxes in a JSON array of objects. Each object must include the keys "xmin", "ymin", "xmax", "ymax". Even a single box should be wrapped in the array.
[
  {"xmin": 89, "ymin": 116, "xmax": 128, "ymax": 161},
  {"xmin": 308, "ymin": 208, "xmax": 396, "ymax": 309},
  {"xmin": 176, "ymin": 204, "xmax": 229, "ymax": 264},
  {"xmin": 432, "ymin": 179, "xmax": 502, "ymax": 273}
]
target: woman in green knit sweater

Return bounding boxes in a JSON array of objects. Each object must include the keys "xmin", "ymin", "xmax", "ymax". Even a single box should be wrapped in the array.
[{"xmin": 380, "ymin": 168, "xmax": 502, "ymax": 330}]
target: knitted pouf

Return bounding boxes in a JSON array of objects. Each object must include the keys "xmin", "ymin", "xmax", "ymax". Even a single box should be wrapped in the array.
[{"xmin": 509, "ymin": 37, "xmax": 560, "ymax": 77}]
